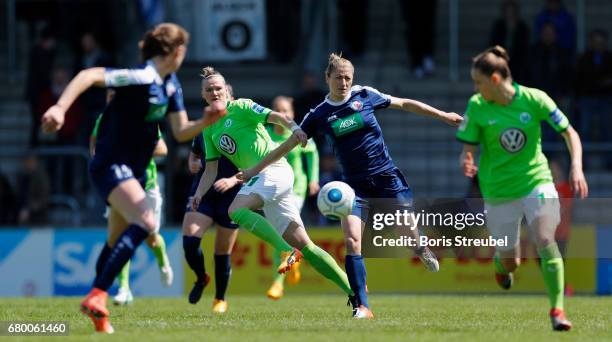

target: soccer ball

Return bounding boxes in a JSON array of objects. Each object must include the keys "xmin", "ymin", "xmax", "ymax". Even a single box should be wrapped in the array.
[{"xmin": 317, "ymin": 181, "xmax": 355, "ymax": 220}]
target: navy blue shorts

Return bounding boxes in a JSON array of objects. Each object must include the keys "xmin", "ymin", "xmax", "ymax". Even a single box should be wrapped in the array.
[
  {"xmin": 185, "ymin": 182, "xmax": 240, "ymax": 229},
  {"xmin": 346, "ymin": 168, "xmax": 414, "ymax": 222},
  {"xmin": 90, "ymin": 162, "xmax": 145, "ymax": 202}
]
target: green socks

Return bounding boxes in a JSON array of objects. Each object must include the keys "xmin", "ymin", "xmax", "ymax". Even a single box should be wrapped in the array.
[
  {"xmin": 301, "ymin": 242, "xmax": 352, "ymax": 295},
  {"xmin": 151, "ymin": 235, "xmax": 169, "ymax": 268},
  {"xmin": 493, "ymin": 253, "xmax": 508, "ymax": 275},
  {"xmin": 272, "ymin": 249, "xmax": 286, "ymax": 284},
  {"xmin": 230, "ymin": 208, "xmax": 293, "ymax": 252},
  {"xmin": 538, "ymin": 243, "xmax": 565, "ymax": 310},
  {"xmin": 229, "ymin": 208, "xmax": 352, "ymax": 295},
  {"xmin": 117, "ymin": 260, "xmax": 130, "ymax": 289}
]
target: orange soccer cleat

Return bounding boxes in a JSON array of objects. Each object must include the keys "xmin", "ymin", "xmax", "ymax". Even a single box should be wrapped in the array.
[
  {"xmin": 266, "ymin": 281, "xmax": 284, "ymax": 300},
  {"xmin": 80, "ymin": 288, "xmax": 114, "ymax": 334},
  {"xmin": 550, "ymin": 308, "xmax": 572, "ymax": 331},
  {"xmin": 212, "ymin": 298, "xmax": 228, "ymax": 313},
  {"xmin": 277, "ymin": 249, "xmax": 303, "ymax": 274}
]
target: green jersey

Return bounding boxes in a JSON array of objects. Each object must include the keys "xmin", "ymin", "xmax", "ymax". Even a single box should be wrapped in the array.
[
  {"xmin": 92, "ymin": 114, "xmax": 161, "ymax": 191},
  {"xmin": 204, "ymin": 99, "xmax": 277, "ymax": 169},
  {"xmin": 456, "ymin": 84, "xmax": 569, "ymax": 200},
  {"xmin": 266, "ymin": 125, "xmax": 319, "ymax": 198}
]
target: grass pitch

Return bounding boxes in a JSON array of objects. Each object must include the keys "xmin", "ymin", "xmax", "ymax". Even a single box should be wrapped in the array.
[{"xmin": 1, "ymin": 294, "xmax": 610, "ymax": 341}]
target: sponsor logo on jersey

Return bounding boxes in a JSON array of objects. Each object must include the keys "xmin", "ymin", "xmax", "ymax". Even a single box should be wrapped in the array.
[
  {"xmin": 327, "ymin": 115, "xmax": 338, "ymax": 122},
  {"xmin": 219, "ymin": 134, "xmax": 237, "ymax": 154},
  {"xmin": 350, "ymin": 100, "xmax": 363, "ymax": 111},
  {"xmin": 251, "ymin": 103, "xmax": 266, "ymax": 114},
  {"xmin": 499, "ymin": 128, "xmax": 526, "ymax": 153},
  {"xmin": 519, "ymin": 112, "xmax": 531, "ymax": 123},
  {"xmin": 549, "ymin": 108, "xmax": 564, "ymax": 125},
  {"xmin": 488, "ymin": 119, "xmax": 497, "ymax": 126},
  {"xmin": 224, "ymin": 118, "xmax": 233, "ymax": 128},
  {"xmin": 331, "ymin": 113, "xmax": 365, "ymax": 136}
]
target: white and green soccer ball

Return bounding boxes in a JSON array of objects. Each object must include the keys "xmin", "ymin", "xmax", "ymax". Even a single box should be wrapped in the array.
[{"xmin": 317, "ymin": 181, "xmax": 355, "ymax": 220}]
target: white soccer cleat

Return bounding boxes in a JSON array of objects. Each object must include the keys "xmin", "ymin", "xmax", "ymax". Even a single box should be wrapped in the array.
[
  {"xmin": 417, "ymin": 247, "xmax": 440, "ymax": 272},
  {"xmin": 160, "ymin": 265, "xmax": 174, "ymax": 287},
  {"xmin": 113, "ymin": 287, "xmax": 134, "ymax": 306},
  {"xmin": 353, "ymin": 305, "xmax": 374, "ymax": 319}
]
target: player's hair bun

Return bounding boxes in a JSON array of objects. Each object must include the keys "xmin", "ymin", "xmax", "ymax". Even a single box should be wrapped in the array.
[{"xmin": 488, "ymin": 45, "xmax": 510, "ymax": 62}]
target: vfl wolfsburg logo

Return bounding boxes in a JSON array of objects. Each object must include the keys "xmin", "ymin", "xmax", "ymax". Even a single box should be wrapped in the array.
[
  {"xmin": 500, "ymin": 128, "xmax": 526, "ymax": 153},
  {"xmin": 219, "ymin": 134, "xmax": 236, "ymax": 154}
]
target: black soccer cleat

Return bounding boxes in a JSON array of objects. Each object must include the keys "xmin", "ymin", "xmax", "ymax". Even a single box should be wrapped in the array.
[{"xmin": 188, "ymin": 273, "xmax": 210, "ymax": 304}]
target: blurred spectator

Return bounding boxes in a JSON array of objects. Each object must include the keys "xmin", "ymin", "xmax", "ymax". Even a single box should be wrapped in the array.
[
  {"xmin": 293, "ymin": 72, "xmax": 328, "ymax": 125},
  {"xmin": 398, "ymin": 0, "xmax": 437, "ymax": 79},
  {"xmin": 0, "ymin": 172, "xmax": 18, "ymax": 225},
  {"xmin": 534, "ymin": 0, "xmax": 576, "ymax": 56},
  {"xmin": 76, "ymin": 32, "xmax": 113, "ymax": 146},
  {"xmin": 529, "ymin": 23, "xmax": 572, "ymax": 142},
  {"xmin": 25, "ymin": 25, "xmax": 56, "ymax": 147},
  {"xmin": 338, "ymin": 0, "xmax": 368, "ymax": 60},
  {"xmin": 575, "ymin": 29, "xmax": 612, "ymax": 142},
  {"xmin": 294, "ymin": 73, "xmax": 330, "ymax": 157},
  {"xmin": 488, "ymin": 0, "xmax": 530, "ymax": 83},
  {"xmin": 529, "ymin": 23, "xmax": 572, "ymax": 102},
  {"xmin": 301, "ymin": 0, "xmax": 337, "ymax": 76},
  {"xmin": 267, "ymin": 0, "xmax": 301, "ymax": 63},
  {"xmin": 38, "ymin": 66, "xmax": 85, "ymax": 195},
  {"xmin": 38, "ymin": 66, "xmax": 83, "ymax": 146},
  {"xmin": 17, "ymin": 153, "xmax": 50, "ymax": 225}
]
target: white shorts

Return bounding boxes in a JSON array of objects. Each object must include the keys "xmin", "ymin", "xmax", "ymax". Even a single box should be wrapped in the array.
[
  {"xmin": 103, "ymin": 185, "xmax": 163, "ymax": 233},
  {"xmin": 237, "ymin": 161, "xmax": 304, "ymax": 234},
  {"xmin": 293, "ymin": 194, "xmax": 305, "ymax": 213},
  {"xmin": 485, "ymin": 183, "xmax": 560, "ymax": 251}
]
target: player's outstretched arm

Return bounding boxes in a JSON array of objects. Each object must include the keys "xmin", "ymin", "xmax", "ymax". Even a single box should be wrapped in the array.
[
  {"xmin": 192, "ymin": 160, "xmax": 219, "ymax": 210},
  {"xmin": 237, "ymin": 134, "xmax": 300, "ymax": 182},
  {"xmin": 267, "ymin": 111, "xmax": 308, "ymax": 146},
  {"xmin": 167, "ymin": 110, "xmax": 206, "ymax": 142},
  {"xmin": 460, "ymin": 144, "xmax": 479, "ymax": 178},
  {"xmin": 560, "ymin": 126, "xmax": 589, "ymax": 199},
  {"xmin": 41, "ymin": 67, "xmax": 106, "ymax": 133},
  {"xmin": 388, "ymin": 96, "xmax": 463, "ymax": 127}
]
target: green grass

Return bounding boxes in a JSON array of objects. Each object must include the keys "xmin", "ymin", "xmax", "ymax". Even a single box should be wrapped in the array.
[{"xmin": 1, "ymin": 295, "xmax": 611, "ymax": 341}]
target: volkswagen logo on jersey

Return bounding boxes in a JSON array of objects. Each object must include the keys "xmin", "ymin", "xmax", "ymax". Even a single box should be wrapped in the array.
[
  {"xmin": 500, "ymin": 128, "xmax": 526, "ymax": 153},
  {"xmin": 350, "ymin": 100, "xmax": 363, "ymax": 111},
  {"xmin": 219, "ymin": 134, "xmax": 237, "ymax": 154}
]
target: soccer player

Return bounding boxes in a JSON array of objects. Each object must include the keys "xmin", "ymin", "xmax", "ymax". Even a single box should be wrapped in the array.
[
  {"xmin": 265, "ymin": 96, "xmax": 320, "ymax": 300},
  {"xmin": 182, "ymin": 82, "xmax": 241, "ymax": 313},
  {"xmin": 192, "ymin": 67, "xmax": 355, "ymax": 313},
  {"xmin": 41, "ymin": 23, "xmax": 206, "ymax": 333},
  {"xmin": 90, "ymin": 111, "xmax": 173, "ymax": 306},
  {"xmin": 457, "ymin": 46, "xmax": 588, "ymax": 331},
  {"xmin": 241, "ymin": 54, "xmax": 462, "ymax": 318},
  {"xmin": 238, "ymin": 53, "xmax": 462, "ymax": 318}
]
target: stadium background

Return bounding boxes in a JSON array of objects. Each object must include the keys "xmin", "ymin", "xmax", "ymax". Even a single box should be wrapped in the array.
[{"xmin": 0, "ymin": 0, "xmax": 610, "ymax": 297}]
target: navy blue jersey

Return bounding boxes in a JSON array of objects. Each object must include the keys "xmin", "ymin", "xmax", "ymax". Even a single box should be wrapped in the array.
[
  {"xmin": 300, "ymin": 85, "xmax": 394, "ymax": 181},
  {"xmin": 90, "ymin": 60, "xmax": 185, "ymax": 179},
  {"xmin": 190, "ymin": 132, "xmax": 239, "ymax": 188}
]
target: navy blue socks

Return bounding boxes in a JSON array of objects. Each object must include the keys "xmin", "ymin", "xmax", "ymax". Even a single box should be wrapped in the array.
[{"xmin": 345, "ymin": 254, "xmax": 369, "ymax": 308}]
